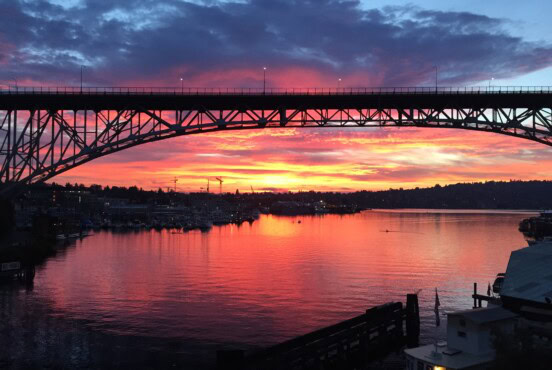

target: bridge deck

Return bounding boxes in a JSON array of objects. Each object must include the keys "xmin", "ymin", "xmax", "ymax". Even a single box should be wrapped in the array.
[{"xmin": 1, "ymin": 87, "xmax": 551, "ymax": 110}]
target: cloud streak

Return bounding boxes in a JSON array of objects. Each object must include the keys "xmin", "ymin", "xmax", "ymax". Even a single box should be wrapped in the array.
[{"xmin": 52, "ymin": 128, "xmax": 552, "ymax": 192}]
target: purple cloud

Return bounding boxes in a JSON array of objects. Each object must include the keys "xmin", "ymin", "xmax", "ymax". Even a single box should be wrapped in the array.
[{"xmin": 0, "ymin": 0, "xmax": 551, "ymax": 87}]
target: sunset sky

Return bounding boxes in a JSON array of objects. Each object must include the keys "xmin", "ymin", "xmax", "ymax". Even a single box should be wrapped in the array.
[{"xmin": 1, "ymin": 0, "xmax": 552, "ymax": 192}]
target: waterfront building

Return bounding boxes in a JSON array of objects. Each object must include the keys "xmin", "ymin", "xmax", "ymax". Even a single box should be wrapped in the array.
[
  {"xmin": 405, "ymin": 240, "xmax": 552, "ymax": 369},
  {"xmin": 404, "ymin": 307, "xmax": 517, "ymax": 370}
]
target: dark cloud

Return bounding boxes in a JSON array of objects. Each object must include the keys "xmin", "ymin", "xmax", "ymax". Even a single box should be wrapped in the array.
[{"xmin": 2, "ymin": 0, "xmax": 550, "ymax": 86}]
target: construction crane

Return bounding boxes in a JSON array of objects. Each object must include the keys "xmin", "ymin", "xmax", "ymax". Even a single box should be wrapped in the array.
[
  {"xmin": 250, "ymin": 185, "xmax": 255, "ymax": 194},
  {"xmin": 166, "ymin": 177, "xmax": 179, "ymax": 193},
  {"xmin": 215, "ymin": 177, "xmax": 223, "ymax": 194},
  {"xmin": 172, "ymin": 177, "xmax": 178, "ymax": 192},
  {"xmin": 206, "ymin": 178, "xmax": 210, "ymax": 193}
]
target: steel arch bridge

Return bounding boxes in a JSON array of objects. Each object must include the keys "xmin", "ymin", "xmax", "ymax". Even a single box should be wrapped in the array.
[{"xmin": 1, "ymin": 86, "xmax": 551, "ymax": 194}]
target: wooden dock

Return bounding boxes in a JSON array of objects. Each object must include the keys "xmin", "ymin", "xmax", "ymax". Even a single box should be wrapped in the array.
[
  {"xmin": 472, "ymin": 282, "xmax": 502, "ymax": 308},
  {"xmin": 217, "ymin": 294, "xmax": 420, "ymax": 370}
]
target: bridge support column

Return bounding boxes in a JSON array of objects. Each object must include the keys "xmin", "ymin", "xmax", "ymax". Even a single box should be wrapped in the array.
[{"xmin": 279, "ymin": 108, "xmax": 287, "ymax": 126}]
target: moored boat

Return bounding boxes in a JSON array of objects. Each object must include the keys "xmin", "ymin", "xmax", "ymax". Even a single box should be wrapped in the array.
[{"xmin": 519, "ymin": 210, "xmax": 552, "ymax": 241}]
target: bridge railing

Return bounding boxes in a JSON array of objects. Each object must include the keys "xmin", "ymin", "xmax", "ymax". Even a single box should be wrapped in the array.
[{"xmin": 0, "ymin": 86, "xmax": 552, "ymax": 95}]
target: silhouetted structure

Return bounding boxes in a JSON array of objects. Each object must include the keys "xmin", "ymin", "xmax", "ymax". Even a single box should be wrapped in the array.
[{"xmin": 1, "ymin": 87, "xmax": 551, "ymax": 196}]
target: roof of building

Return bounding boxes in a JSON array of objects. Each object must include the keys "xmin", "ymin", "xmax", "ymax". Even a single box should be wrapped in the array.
[
  {"xmin": 405, "ymin": 343, "xmax": 494, "ymax": 369},
  {"xmin": 500, "ymin": 242, "xmax": 552, "ymax": 304},
  {"xmin": 448, "ymin": 307, "xmax": 518, "ymax": 324}
]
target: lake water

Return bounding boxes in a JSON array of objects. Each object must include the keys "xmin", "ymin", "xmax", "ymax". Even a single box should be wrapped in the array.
[{"xmin": 0, "ymin": 209, "xmax": 535, "ymax": 368}]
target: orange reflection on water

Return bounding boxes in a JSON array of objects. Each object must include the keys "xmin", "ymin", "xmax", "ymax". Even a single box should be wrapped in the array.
[{"xmin": 35, "ymin": 210, "xmax": 532, "ymax": 345}]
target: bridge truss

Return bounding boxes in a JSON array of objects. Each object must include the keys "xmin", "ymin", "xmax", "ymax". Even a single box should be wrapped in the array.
[{"xmin": 1, "ymin": 90, "xmax": 551, "ymax": 192}]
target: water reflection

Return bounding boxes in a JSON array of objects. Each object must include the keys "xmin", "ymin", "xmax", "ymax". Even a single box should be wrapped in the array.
[{"xmin": 0, "ymin": 210, "xmax": 535, "ymax": 368}]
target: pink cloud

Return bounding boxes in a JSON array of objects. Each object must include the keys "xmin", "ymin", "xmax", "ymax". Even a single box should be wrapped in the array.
[{"xmin": 53, "ymin": 126, "xmax": 552, "ymax": 192}]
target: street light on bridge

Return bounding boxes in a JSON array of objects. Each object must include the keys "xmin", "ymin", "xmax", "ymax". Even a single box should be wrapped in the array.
[
  {"xmin": 338, "ymin": 78, "xmax": 342, "ymax": 92},
  {"xmin": 12, "ymin": 76, "xmax": 18, "ymax": 92},
  {"xmin": 80, "ymin": 66, "xmax": 86, "ymax": 93},
  {"xmin": 434, "ymin": 66, "xmax": 438, "ymax": 92},
  {"xmin": 180, "ymin": 77, "xmax": 184, "ymax": 94},
  {"xmin": 263, "ymin": 67, "xmax": 267, "ymax": 95}
]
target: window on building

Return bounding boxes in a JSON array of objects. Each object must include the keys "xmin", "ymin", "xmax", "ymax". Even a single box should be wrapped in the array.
[
  {"xmin": 417, "ymin": 361, "xmax": 424, "ymax": 370},
  {"xmin": 458, "ymin": 330, "xmax": 467, "ymax": 338},
  {"xmin": 460, "ymin": 319, "xmax": 466, "ymax": 327}
]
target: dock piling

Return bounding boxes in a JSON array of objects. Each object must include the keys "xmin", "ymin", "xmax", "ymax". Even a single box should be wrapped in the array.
[{"xmin": 405, "ymin": 294, "xmax": 420, "ymax": 348}]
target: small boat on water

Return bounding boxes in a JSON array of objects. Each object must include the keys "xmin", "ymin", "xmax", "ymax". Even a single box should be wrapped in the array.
[
  {"xmin": 80, "ymin": 230, "xmax": 92, "ymax": 238},
  {"xmin": 0, "ymin": 261, "xmax": 34, "ymax": 281},
  {"xmin": 519, "ymin": 210, "xmax": 552, "ymax": 240},
  {"xmin": 56, "ymin": 231, "xmax": 85, "ymax": 240},
  {"xmin": 0, "ymin": 261, "xmax": 22, "ymax": 278}
]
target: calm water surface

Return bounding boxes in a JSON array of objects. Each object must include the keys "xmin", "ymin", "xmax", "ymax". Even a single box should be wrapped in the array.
[{"xmin": 0, "ymin": 210, "xmax": 535, "ymax": 368}]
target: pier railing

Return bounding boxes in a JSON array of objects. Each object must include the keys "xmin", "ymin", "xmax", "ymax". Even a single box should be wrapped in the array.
[
  {"xmin": 1, "ymin": 86, "xmax": 552, "ymax": 95},
  {"xmin": 217, "ymin": 294, "xmax": 420, "ymax": 370}
]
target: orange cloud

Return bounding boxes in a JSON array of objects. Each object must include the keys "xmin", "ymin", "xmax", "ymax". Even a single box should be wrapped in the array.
[{"xmin": 52, "ymin": 126, "xmax": 552, "ymax": 192}]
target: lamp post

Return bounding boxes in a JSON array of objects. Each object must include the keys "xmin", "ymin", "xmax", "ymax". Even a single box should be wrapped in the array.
[
  {"xmin": 12, "ymin": 76, "xmax": 18, "ymax": 92},
  {"xmin": 338, "ymin": 78, "xmax": 342, "ymax": 92},
  {"xmin": 80, "ymin": 65, "xmax": 85, "ymax": 93},
  {"xmin": 180, "ymin": 78, "xmax": 183, "ymax": 94},
  {"xmin": 434, "ymin": 66, "xmax": 438, "ymax": 92},
  {"xmin": 263, "ymin": 67, "xmax": 267, "ymax": 95},
  {"xmin": 488, "ymin": 77, "xmax": 494, "ymax": 92}
]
